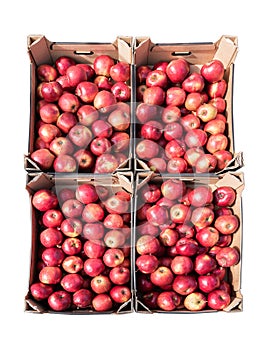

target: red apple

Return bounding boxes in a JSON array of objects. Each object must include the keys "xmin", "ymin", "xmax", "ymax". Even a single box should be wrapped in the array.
[
  {"xmin": 66, "ymin": 65, "xmax": 87, "ymax": 87},
  {"xmin": 196, "ymin": 103, "xmax": 217, "ymax": 122},
  {"xmin": 58, "ymin": 92, "xmax": 80, "ymax": 113},
  {"xmin": 110, "ymin": 286, "xmax": 131, "ymax": 303},
  {"xmin": 48, "ymin": 290, "xmax": 72, "ymax": 311},
  {"xmin": 146, "ymin": 205, "xmax": 169, "ymax": 227},
  {"xmin": 61, "ymin": 237, "xmax": 82, "ymax": 255},
  {"xmin": 214, "ymin": 214, "xmax": 239, "ymax": 234},
  {"xmin": 214, "ymin": 150, "xmax": 233, "ymax": 170},
  {"xmin": 68, "ymin": 124, "xmax": 92, "ymax": 148},
  {"xmin": 49, "ymin": 137, "xmax": 75, "ymax": 156},
  {"xmin": 39, "ymin": 103, "xmax": 60, "ymax": 123},
  {"xmin": 184, "ymin": 292, "xmax": 207, "ymax": 311},
  {"xmin": 196, "ymin": 227, "xmax": 220, "ymax": 247},
  {"xmin": 41, "ymin": 247, "xmax": 65, "ymax": 267},
  {"xmin": 104, "ymin": 194, "xmax": 129, "ymax": 215},
  {"xmin": 185, "ymin": 92, "xmax": 203, "ymax": 111},
  {"xmin": 201, "ymin": 59, "xmax": 224, "ymax": 83},
  {"xmin": 204, "ymin": 119, "xmax": 226, "ymax": 135},
  {"xmin": 82, "ymin": 222, "xmax": 105, "ymax": 240},
  {"xmin": 181, "ymin": 114, "xmax": 201, "ymax": 131},
  {"xmin": 143, "ymin": 86, "xmax": 165, "ymax": 106},
  {"xmin": 182, "ymin": 72, "xmax": 205, "ymax": 92},
  {"xmin": 136, "ymin": 254, "xmax": 159, "ymax": 274},
  {"xmin": 42, "ymin": 209, "xmax": 64, "ymax": 228},
  {"xmin": 62, "ymin": 255, "xmax": 84, "ymax": 274},
  {"xmin": 175, "ymin": 237, "xmax": 198, "ymax": 256},
  {"xmin": 136, "ymin": 235, "xmax": 160, "ymax": 255},
  {"xmin": 194, "ymin": 253, "xmax": 217, "ymax": 275},
  {"xmin": 188, "ymin": 186, "xmax": 213, "ymax": 207},
  {"xmin": 32, "ymin": 189, "xmax": 58, "ymax": 212},
  {"xmin": 92, "ymin": 293, "xmax": 113, "ymax": 311},
  {"xmin": 93, "ymin": 90, "xmax": 117, "ymax": 113},
  {"xmin": 166, "ymin": 58, "xmax": 190, "ymax": 83},
  {"xmin": 75, "ymin": 184, "xmax": 98, "ymax": 204},
  {"xmin": 207, "ymin": 289, "xmax": 230, "ymax": 310},
  {"xmin": 213, "ymin": 186, "xmax": 236, "ymax": 207},
  {"xmin": 172, "ymin": 275, "xmax": 197, "ymax": 296},
  {"xmin": 53, "ymin": 154, "xmax": 77, "ymax": 172},
  {"xmin": 109, "ymin": 266, "xmax": 130, "ymax": 285},
  {"xmin": 136, "ymin": 65, "xmax": 152, "ymax": 84},
  {"xmin": 157, "ymin": 291, "xmax": 181, "ymax": 311},
  {"xmin": 39, "ymin": 266, "xmax": 62, "ymax": 284},
  {"xmin": 198, "ymin": 274, "xmax": 220, "ymax": 293},
  {"xmin": 55, "ymin": 56, "xmax": 75, "ymax": 75},
  {"xmin": 91, "ymin": 275, "xmax": 112, "ymax": 294},
  {"xmin": 75, "ymin": 81, "xmax": 98, "ymax": 103},
  {"xmin": 146, "ymin": 69, "xmax": 168, "ymax": 88},
  {"xmin": 61, "ymin": 199, "xmax": 84, "ymax": 218},
  {"xmin": 150, "ymin": 266, "xmax": 174, "ymax": 287},
  {"xmin": 195, "ymin": 154, "xmax": 217, "ymax": 173},
  {"xmin": 38, "ymin": 123, "xmax": 61, "ymax": 143},
  {"xmin": 136, "ymin": 139, "xmax": 160, "ymax": 160},
  {"xmin": 170, "ymin": 204, "xmax": 191, "ymax": 224},
  {"xmin": 207, "ymin": 79, "xmax": 227, "ymax": 98},
  {"xmin": 111, "ymin": 82, "xmax": 131, "ymax": 102},
  {"xmin": 73, "ymin": 289, "xmax": 93, "ymax": 308},
  {"xmin": 135, "ymin": 103, "xmax": 160, "ymax": 123},
  {"xmin": 103, "ymin": 248, "xmax": 124, "ymax": 267},
  {"xmin": 162, "ymin": 105, "xmax": 181, "ymax": 123},
  {"xmin": 56, "ymin": 112, "xmax": 77, "ymax": 134},
  {"xmin": 184, "ymin": 129, "xmax": 208, "ymax": 148},
  {"xmin": 171, "ymin": 255, "xmax": 193, "ymax": 275},
  {"xmin": 165, "ymin": 87, "xmax": 186, "ymax": 106},
  {"xmin": 84, "ymin": 258, "xmax": 105, "ymax": 277},
  {"xmin": 104, "ymin": 229, "xmax": 126, "ymax": 248},
  {"xmin": 163, "ymin": 122, "xmax": 183, "ymax": 141},
  {"xmin": 30, "ymin": 282, "xmax": 54, "ymax": 301},
  {"xmin": 216, "ymin": 247, "xmax": 240, "ymax": 267},
  {"xmin": 40, "ymin": 227, "xmax": 63, "ymax": 248},
  {"xmin": 82, "ymin": 203, "xmax": 105, "ymax": 223},
  {"xmin": 94, "ymin": 55, "xmax": 115, "ymax": 77},
  {"xmin": 37, "ymin": 64, "xmax": 58, "ymax": 82},
  {"xmin": 77, "ymin": 105, "xmax": 99, "ymax": 126},
  {"xmin": 41, "ymin": 81, "xmax": 63, "ymax": 102},
  {"xmin": 191, "ymin": 206, "xmax": 215, "ymax": 229},
  {"xmin": 61, "ymin": 273, "xmax": 84, "ymax": 293},
  {"xmin": 206, "ymin": 134, "xmax": 228, "ymax": 154},
  {"xmin": 74, "ymin": 149, "xmax": 94, "ymax": 171}
]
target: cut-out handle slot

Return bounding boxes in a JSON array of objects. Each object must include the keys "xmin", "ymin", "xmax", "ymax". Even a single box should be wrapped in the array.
[
  {"xmin": 171, "ymin": 51, "xmax": 191, "ymax": 56},
  {"xmin": 74, "ymin": 50, "xmax": 94, "ymax": 55}
]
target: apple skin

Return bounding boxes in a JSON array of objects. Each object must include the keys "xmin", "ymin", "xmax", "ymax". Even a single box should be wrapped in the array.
[
  {"xmin": 172, "ymin": 275, "xmax": 198, "ymax": 296},
  {"xmin": 143, "ymin": 86, "xmax": 165, "ymax": 106},
  {"xmin": 146, "ymin": 69, "xmax": 168, "ymax": 88},
  {"xmin": 75, "ymin": 184, "xmax": 98, "ymax": 205},
  {"xmin": 166, "ymin": 58, "xmax": 190, "ymax": 83},
  {"xmin": 73, "ymin": 289, "xmax": 93, "ymax": 308},
  {"xmin": 61, "ymin": 237, "xmax": 82, "ymax": 256},
  {"xmin": 201, "ymin": 59, "xmax": 225, "ymax": 83},
  {"xmin": 82, "ymin": 223, "xmax": 105, "ymax": 240},
  {"xmin": 40, "ymin": 228, "xmax": 63, "ymax": 248},
  {"xmin": 102, "ymin": 248, "xmax": 124, "ymax": 267},
  {"xmin": 214, "ymin": 214, "xmax": 239, "ymax": 234},
  {"xmin": 91, "ymin": 275, "xmax": 112, "ymax": 294},
  {"xmin": 109, "ymin": 286, "xmax": 131, "ymax": 303},
  {"xmin": 37, "ymin": 64, "xmax": 58, "ymax": 82},
  {"xmin": 53, "ymin": 154, "xmax": 77, "ymax": 173},
  {"xmin": 150, "ymin": 266, "xmax": 174, "ymax": 287},
  {"xmin": 188, "ymin": 186, "xmax": 213, "ymax": 207},
  {"xmin": 175, "ymin": 237, "xmax": 198, "ymax": 256},
  {"xmin": 74, "ymin": 149, "xmax": 94, "ymax": 171},
  {"xmin": 93, "ymin": 90, "xmax": 117, "ymax": 113},
  {"xmin": 30, "ymin": 149, "xmax": 55, "ymax": 171},
  {"xmin": 157, "ymin": 291, "xmax": 181, "ymax": 311},
  {"xmin": 92, "ymin": 293, "xmax": 113, "ymax": 312},
  {"xmin": 198, "ymin": 274, "xmax": 220, "ymax": 293},
  {"xmin": 39, "ymin": 103, "xmax": 60, "ymax": 124},
  {"xmin": 60, "ymin": 273, "xmax": 84, "ymax": 293},
  {"xmin": 191, "ymin": 206, "xmax": 215, "ymax": 229},
  {"xmin": 196, "ymin": 227, "xmax": 220, "ymax": 248},
  {"xmin": 39, "ymin": 266, "xmax": 62, "ymax": 285},
  {"xmin": 159, "ymin": 228, "xmax": 179, "ymax": 247},
  {"xmin": 182, "ymin": 72, "xmax": 205, "ymax": 92},
  {"xmin": 62, "ymin": 255, "xmax": 84, "ymax": 274},
  {"xmin": 136, "ymin": 139, "xmax": 160, "ymax": 160},
  {"xmin": 214, "ymin": 150, "xmax": 233, "ymax": 170},
  {"xmin": 82, "ymin": 203, "xmax": 105, "ymax": 223},
  {"xmin": 60, "ymin": 217, "xmax": 83, "ymax": 238},
  {"xmin": 216, "ymin": 247, "xmax": 240, "ymax": 267},
  {"xmin": 103, "ymin": 214, "xmax": 124, "ymax": 229},
  {"xmin": 48, "ymin": 290, "xmax": 72, "ymax": 311},
  {"xmin": 55, "ymin": 56, "xmax": 75, "ymax": 75},
  {"xmin": 75, "ymin": 81, "xmax": 98, "ymax": 103},
  {"xmin": 30, "ymin": 282, "xmax": 54, "ymax": 301},
  {"xmin": 194, "ymin": 253, "xmax": 217, "ymax": 275},
  {"xmin": 213, "ymin": 186, "xmax": 236, "ymax": 207},
  {"xmin": 109, "ymin": 266, "xmax": 130, "ymax": 285},
  {"xmin": 166, "ymin": 87, "xmax": 186, "ymax": 106},
  {"xmin": 61, "ymin": 199, "xmax": 84, "ymax": 218},
  {"xmin": 196, "ymin": 103, "xmax": 217, "ymax": 123},
  {"xmin": 207, "ymin": 289, "xmax": 230, "ymax": 310},
  {"xmin": 58, "ymin": 92, "xmax": 80, "ymax": 113},
  {"xmin": 84, "ymin": 239, "xmax": 106, "ymax": 258},
  {"xmin": 140, "ymin": 183, "xmax": 161, "ymax": 203},
  {"xmin": 83, "ymin": 258, "xmax": 105, "ymax": 277},
  {"xmin": 41, "ymin": 247, "xmax": 65, "ymax": 267},
  {"xmin": 93, "ymin": 55, "xmax": 115, "ymax": 77},
  {"xmin": 136, "ymin": 235, "xmax": 160, "ymax": 255},
  {"xmin": 32, "ymin": 189, "xmax": 58, "ymax": 212},
  {"xmin": 136, "ymin": 254, "xmax": 159, "ymax": 274},
  {"xmin": 42, "ymin": 209, "xmax": 64, "ymax": 228},
  {"xmin": 94, "ymin": 153, "xmax": 119, "ymax": 174},
  {"xmin": 170, "ymin": 204, "xmax": 191, "ymax": 224},
  {"xmin": 184, "ymin": 292, "xmax": 207, "ymax": 311},
  {"xmin": 41, "ymin": 81, "xmax": 63, "ymax": 102},
  {"xmin": 66, "ymin": 65, "xmax": 87, "ymax": 87},
  {"xmin": 146, "ymin": 205, "xmax": 169, "ymax": 227},
  {"xmin": 170, "ymin": 255, "xmax": 193, "ymax": 275}
]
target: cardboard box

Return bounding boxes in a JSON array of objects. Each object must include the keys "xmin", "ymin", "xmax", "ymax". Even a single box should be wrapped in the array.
[
  {"xmin": 25, "ymin": 35, "xmax": 133, "ymax": 176},
  {"xmin": 133, "ymin": 171, "xmax": 244, "ymax": 313},
  {"xmin": 25, "ymin": 172, "xmax": 134, "ymax": 314},
  {"xmin": 133, "ymin": 35, "xmax": 243, "ymax": 174}
]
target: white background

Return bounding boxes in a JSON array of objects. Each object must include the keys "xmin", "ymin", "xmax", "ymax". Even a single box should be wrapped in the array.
[{"xmin": 1, "ymin": 0, "xmax": 263, "ymax": 348}]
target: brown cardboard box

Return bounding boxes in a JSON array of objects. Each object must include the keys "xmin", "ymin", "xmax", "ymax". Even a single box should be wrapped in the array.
[
  {"xmin": 133, "ymin": 171, "xmax": 244, "ymax": 313},
  {"xmin": 25, "ymin": 35, "xmax": 133, "ymax": 175},
  {"xmin": 25, "ymin": 172, "xmax": 134, "ymax": 314},
  {"xmin": 133, "ymin": 35, "xmax": 243, "ymax": 174}
]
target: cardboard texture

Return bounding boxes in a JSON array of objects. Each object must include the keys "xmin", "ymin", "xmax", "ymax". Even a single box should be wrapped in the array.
[{"xmin": 134, "ymin": 171, "xmax": 244, "ymax": 313}]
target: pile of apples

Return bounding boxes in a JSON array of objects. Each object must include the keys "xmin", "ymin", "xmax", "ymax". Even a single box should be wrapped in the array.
[
  {"xmin": 135, "ymin": 58, "xmax": 233, "ymax": 173},
  {"xmin": 30, "ymin": 55, "xmax": 131, "ymax": 173},
  {"xmin": 29, "ymin": 183, "xmax": 132, "ymax": 312},
  {"xmin": 135, "ymin": 179, "xmax": 240, "ymax": 311}
]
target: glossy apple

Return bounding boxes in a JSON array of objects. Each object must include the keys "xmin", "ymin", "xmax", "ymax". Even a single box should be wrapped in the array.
[
  {"xmin": 172, "ymin": 275, "xmax": 197, "ymax": 296},
  {"xmin": 48, "ymin": 290, "xmax": 72, "ymax": 311},
  {"xmin": 39, "ymin": 266, "xmax": 62, "ymax": 284},
  {"xmin": 109, "ymin": 266, "xmax": 130, "ymax": 285},
  {"xmin": 75, "ymin": 184, "xmax": 98, "ymax": 204},
  {"xmin": 201, "ymin": 59, "xmax": 224, "ymax": 83},
  {"xmin": 207, "ymin": 289, "xmax": 230, "ymax": 310},
  {"xmin": 73, "ymin": 289, "xmax": 93, "ymax": 308},
  {"xmin": 150, "ymin": 266, "xmax": 174, "ymax": 287},
  {"xmin": 136, "ymin": 235, "xmax": 160, "ymax": 255},
  {"xmin": 62, "ymin": 255, "xmax": 84, "ymax": 274},
  {"xmin": 58, "ymin": 92, "xmax": 80, "ymax": 113},
  {"xmin": 157, "ymin": 291, "xmax": 181, "ymax": 311},
  {"xmin": 171, "ymin": 255, "xmax": 193, "ymax": 275},
  {"xmin": 30, "ymin": 282, "xmax": 54, "ymax": 301},
  {"xmin": 216, "ymin": 247, "xmax": 240, "ymax": 267},
  {"xmin": 214, "ymin": 214, "xmax": 239, "ymax": 234},
  {"xmin": 49, "ymin": 137, "xmax": 75, "ymax": 156},
  {"xmin": 196, "ymin": 227, "xmax": 220, "ymax": 247},
  {"xmin": 82, "ymin": 203, "xmax": 105, "ymax": 223},
  {"xmin": 143, "ymin": 86, "xmax": 165, "ymax": 106},
  {"xmin": 61, "ymin": 237, "xmax": 82, "ymax": 256},
  {"xmin": 42, "ymin": 209, "xmax": 64, "ymax": 228},
  {"xmin": 40, "ymin": 227, "xmax": 63, "ymax": 248},
  {"xmin": 53, "ymin": 154, "xmax": 77, "ymax": 173},
  {"xmin": 61, "ymin": 199, "xmax": 84, "ymax": 218},
  {"xmin": 194, "ymin": 253, "xmax": 217, "ymax": 275},
  {"xmin": 103, "ymin": 248, "xmax": 124, "ymax": 267},
  {"xmin": 32, "ymin": 189, "xmax": 58, "ymax": 212},
  {"xmin": 184, "ymin": 292, "xmax": 207, "ymax": 311},
  {"xmin": 83, "ymin": 258, "xmax": 105, "ymax": 277},
  {"xmin": 110, "ymin": 286, "xmax": 131, "ymax": 303},
  {"xmin": 213, "ymin": 186, "xmax": 236, "ymax": 207},
  {"xmin": 166, "ymin": 58, "xmax": 189, "ymax": 83},
  {"xmin": 165, "ymin": 87, "xmax": 186, "ymax": 106},
  {"xmin": 136, "ymin": 254, "xmax": 159, "ymax": 274},
  {"xmin": 61, "ymin": 273, "xmax": 84, "ymax": 293}
]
